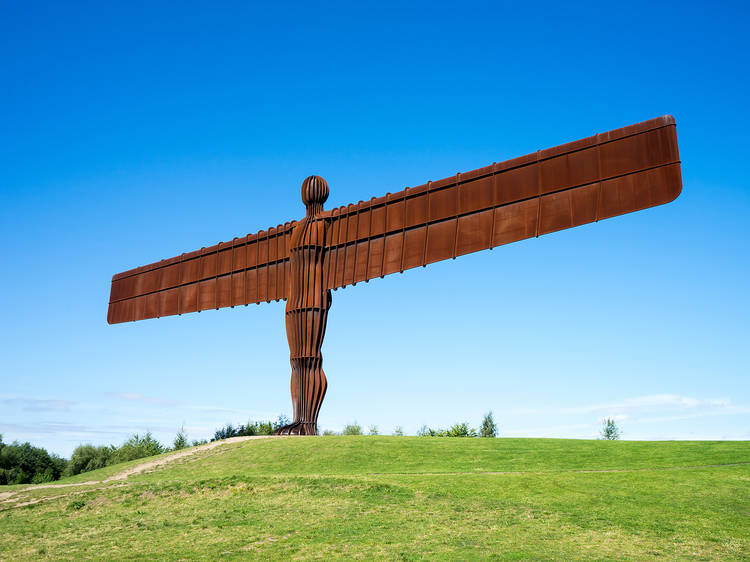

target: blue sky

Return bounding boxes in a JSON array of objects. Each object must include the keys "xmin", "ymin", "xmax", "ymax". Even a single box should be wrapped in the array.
[{"xmin": 1, "ymin": 1, "xmax": 748, "ymax": 456}]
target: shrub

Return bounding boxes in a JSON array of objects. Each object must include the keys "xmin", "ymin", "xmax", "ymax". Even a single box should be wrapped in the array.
[
  {"xmin": 446, "ymin": 422, "xmax": 478, "ymax": 437},
  {"xmin": 112, "ymin": 432, "xmax": 165, "ymax": 464},
  {"xmin": 480, "ymin": 411, "xmax": 498, "ymax": 438},
  {"xmin": 321, "ymin": 429, "xmax": 338, "ymax": 436},
  {"xmin": 275, "ymin": 414, "xmax": 290, "ymax": 429},
  {"xmin": 253, "ymin": 420, "xmax": 275, "ymax": 435},
  {"xmin": 213, "ymin": 424, "xmax": 237, "ymax": 441},
  {"xmin": 368, "ymin": 425, "xmax": 379, "ymax": 436},
  {"xmin": 343, "ymin": 422, "xmax": 362, "ymax": 435},
  {"xmin": 600, "ymin": 418, "xmax": 621, "ymax": 440},
  {"xmin": 392, "ymin": 426, "xmax": 404, "ymax": 436},
  {"xmin": 31, "ymin": 467, "xmax": 56, "ymax": 484},
  {"xmin": 418, "ymin": 423, "xmax": 477, "ymax": 437},
  {"xmin": 417, "ymin": 425, "xmax": 437, "ymax": 437}
]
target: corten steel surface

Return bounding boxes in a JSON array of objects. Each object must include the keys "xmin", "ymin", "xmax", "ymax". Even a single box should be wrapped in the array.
[
  {"xmin": 108, "ymin": 115, "xmax": 683, "ymax": 435},
  {"xmin": 278, "ymin": 176, "xmax": 332, "ymax": 435}
]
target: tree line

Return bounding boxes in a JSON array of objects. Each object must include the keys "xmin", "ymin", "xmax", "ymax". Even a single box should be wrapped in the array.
[
  {"xmin": 0, "ymin": 434, "xmax": 67, "ymax": 485},
  {"xmin": 0, "ymin": 417, "xmax": 285, "ymax": 485},
  {"xmin": 1, "ymin": 414, "xmax": 621, "ymax": 485},
  {"xmin": 211, "ymin": 415, "xmax": 290, "ymax": 440},
  {"xmin": 0, "ymin": 431, "xmax": 178, "ymax": 485}
]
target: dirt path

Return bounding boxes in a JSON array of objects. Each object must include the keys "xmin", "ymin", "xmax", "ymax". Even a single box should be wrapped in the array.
[
  {"xmin": 0, "ymin": 436, "xmax": 275, "ymax": 506},
  {"xmin": 103, "ymin": 435, "xmax": 274, "ymax": 481}
]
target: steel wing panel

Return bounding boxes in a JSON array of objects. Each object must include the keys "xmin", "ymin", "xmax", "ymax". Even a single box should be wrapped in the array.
[
  {"xmin": 107, "ymin": 222, "xmax": 296, "ymax": 324},
  {"xmin": 323, "ymin": 115, "xmax": 681, "ymax": 290}
]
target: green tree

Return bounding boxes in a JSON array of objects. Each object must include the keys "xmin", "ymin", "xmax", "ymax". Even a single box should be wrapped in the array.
[
  {"xmin": 392, "ymin": 426, "xmax": 404, "ymax": 436},
  {"xmin": 65, "ymin": 444, "xmax": 115, "ymax": 476},
  {"xmin": 368, "ymin": 425, "xmax": 379, "ymax": 435},
  {"xmin": 0, "ymin": 438, "xmax": 68, "ymax": 484},
  {"xmin": 480, "ymin": 411, "xmax": 498, "ymax": 438},
  {"xmin": 600, "ymin": 418, "xmax": 621, "ymax": 440},
  {"xmin": 173, "ymin": 426, "xmax": 189, "ymax": 450}
]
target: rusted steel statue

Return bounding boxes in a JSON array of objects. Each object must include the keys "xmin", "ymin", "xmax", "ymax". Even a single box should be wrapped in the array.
[
  {"xmin": 283, "ymin": 176, "xmax": 332, "ymax": 435},
  {"xmin": 108, "ymin": 116, "xmax": 683, "ymax": 435}
]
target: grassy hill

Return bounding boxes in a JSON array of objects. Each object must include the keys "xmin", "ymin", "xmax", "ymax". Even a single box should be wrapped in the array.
[{"xmin": 1, "ymin": 437, "xmax": 748, "ymax": 559}]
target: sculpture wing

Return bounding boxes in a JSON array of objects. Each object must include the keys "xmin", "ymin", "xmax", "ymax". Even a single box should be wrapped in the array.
[
  {"xmin": 322, "ymin": 115, "xmax": 682, "ymax": 290},
  {"xmin": 107, "ymin": 222, "xmax": 297, "ymax": 324}
]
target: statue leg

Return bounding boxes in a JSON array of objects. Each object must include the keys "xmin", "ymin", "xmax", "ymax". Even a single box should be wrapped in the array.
[
  {"xmin": 287, "ymin": 356, "xmax": 327, "ymax": 435},
  {"xmin": 276, "ymin": 292, "xmax": 331, "ymax": 436}
]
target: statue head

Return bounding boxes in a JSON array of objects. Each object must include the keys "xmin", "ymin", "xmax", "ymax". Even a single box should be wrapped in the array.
[{"xmin": 301, "ymin": 175, "xmax": 329, "ymax": 218}]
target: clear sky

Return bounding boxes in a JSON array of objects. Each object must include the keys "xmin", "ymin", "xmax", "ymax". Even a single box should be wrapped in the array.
[{"xmin": 1, "ymin": 1, "xmax": 748, "ymax": 457}]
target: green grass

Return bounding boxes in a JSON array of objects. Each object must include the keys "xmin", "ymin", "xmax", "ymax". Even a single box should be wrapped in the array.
[{"xmin": 1, "ymin": 437, "xmax": 748, "ymax": 560}]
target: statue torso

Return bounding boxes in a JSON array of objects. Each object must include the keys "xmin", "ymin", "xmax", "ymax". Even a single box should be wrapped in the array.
[{"xmin": 286, "ymin": 217, "xmax": 327, "ymax": 311}]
